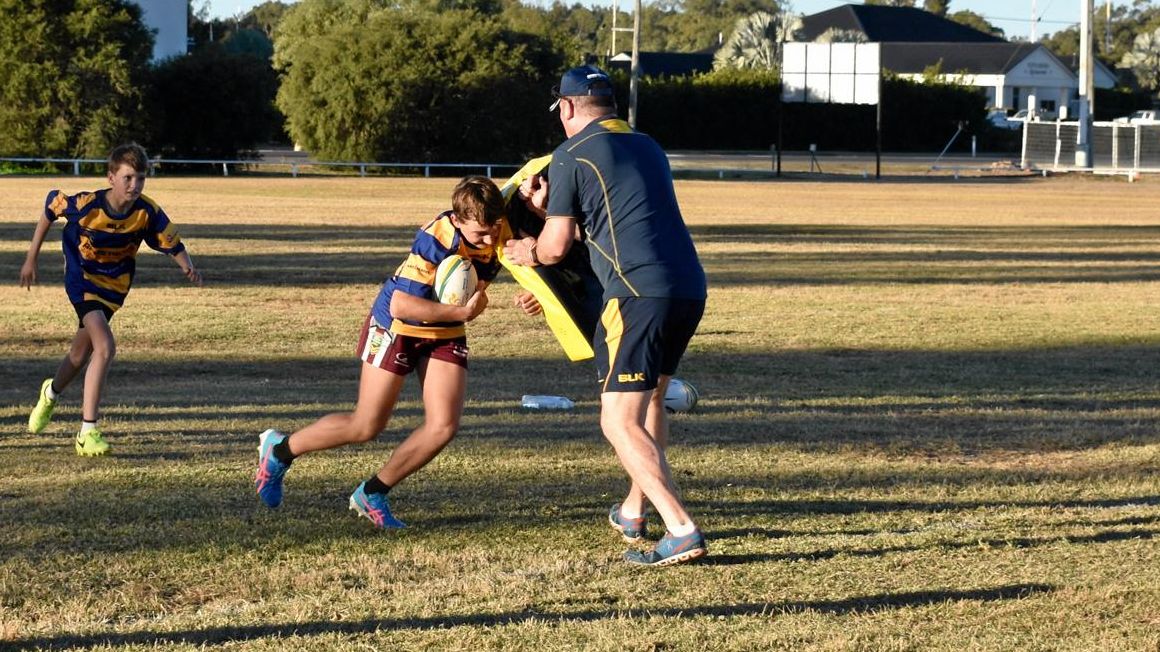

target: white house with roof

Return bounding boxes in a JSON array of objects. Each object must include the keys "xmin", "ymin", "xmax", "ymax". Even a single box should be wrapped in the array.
[
  {"xmin": 800, "ymin": 4, "xmax": 1117, "ymax": 118},
  {"xmin": 881, "ymin": 42, "xmax": 1117, "ymax": 118},
  {"xmin": 131, "ymin": 0, "xmax": 187, "ymax": 62}
]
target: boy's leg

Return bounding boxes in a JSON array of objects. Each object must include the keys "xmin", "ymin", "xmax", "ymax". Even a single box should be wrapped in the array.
[
  {"xmin": 52, "ymin": 329, "xmax": 95, "ymax": 394},
  {"xmin": 349, "ymin": 358, "xmax": 465, "ymax": 529},
  {"xmin": 255, "ymin": 362, "xmax": 405, "ymax": 509},
  {"xmin": 287, "ymin": 361, "xmax": 406, "ymax": 455},
  {"xmin": 375, "ymin": 357, "xmax": 466, "ymax": 487},
  {"xmin": 78, "ymin": 310, "xmax": 115, "ymax": 423}
]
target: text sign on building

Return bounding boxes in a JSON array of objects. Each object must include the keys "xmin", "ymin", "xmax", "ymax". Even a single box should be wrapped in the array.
[{"xmin": 781, "ymin": 42, "xmax": 880, "ymax": 105}]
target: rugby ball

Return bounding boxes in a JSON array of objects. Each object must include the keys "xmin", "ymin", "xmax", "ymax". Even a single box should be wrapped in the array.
[
  {"xmin": 434, "ymin": 255, "xmax": 478, "ymax": 306},
  {"xmin": 664, "ymin": 377, "xmax": 700, "ymax": 413}
]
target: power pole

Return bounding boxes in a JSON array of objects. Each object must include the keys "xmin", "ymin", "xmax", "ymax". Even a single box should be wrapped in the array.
[
  {"xmin": 628, "ymin": 0, "xmax": 641, "ymax": 129},
  {"xmin": 1076, "ymin": 0, "xmax": 1094, "ymax": 168},
  {"xmin": 1031, "ymin": 0, "xmax": 1037, "ymax": 41},
  {"xmin": 1105, "ymin": 0, "xmax": 1112, "ymax": 53}
]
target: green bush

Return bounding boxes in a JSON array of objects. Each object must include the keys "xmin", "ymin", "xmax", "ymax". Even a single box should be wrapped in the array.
[{"xmin": 146, "ymin": 46, "xmax": 282, "ymax": 160}]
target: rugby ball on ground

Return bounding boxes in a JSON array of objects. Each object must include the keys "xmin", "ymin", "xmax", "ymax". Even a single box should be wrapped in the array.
[
  {"xmin": 664, "ymin": 377, "xmax": 700, "ymax": 413},
  {"xmin": 434, "ymin": 255, "xmax": 478, "ymax": 306}
]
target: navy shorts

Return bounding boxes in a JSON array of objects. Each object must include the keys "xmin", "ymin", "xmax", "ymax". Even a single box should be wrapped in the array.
[
  {"xmin": 72, "ymin": 300, "xmax": 115, "ymax": 328},
  {"xmin": 594, "ymin": 297, "xmax": 705, "ymax": 393}
]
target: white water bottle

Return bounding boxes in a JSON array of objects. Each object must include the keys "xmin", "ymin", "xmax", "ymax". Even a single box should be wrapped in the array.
[{"xmin": 521, "ymin": 395, "xmax": 575, "ymax": 410}]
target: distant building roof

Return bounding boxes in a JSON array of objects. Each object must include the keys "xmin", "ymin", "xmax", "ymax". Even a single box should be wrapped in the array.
[
  {"xmin": 800, "ymin": 5, "xmax": 1003, "ymax": 44},
  {"xmin": 881, "ymin": 42, "xmax": 1042, "ymax": 74},
  {"xmin": 608, "ymin": 51, "xmax": 714, "ymax": 78}
]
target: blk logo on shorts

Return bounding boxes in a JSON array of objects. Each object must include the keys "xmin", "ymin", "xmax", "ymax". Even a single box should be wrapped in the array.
[{"xmin": 617, "ymin": 372, "xmax": 645, "ymax": 383}]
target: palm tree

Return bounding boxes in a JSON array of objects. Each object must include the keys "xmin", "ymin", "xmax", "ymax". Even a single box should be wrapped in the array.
[{"xmin": 713, "ymin": 10, "xmax": 804, "ymax": 71}]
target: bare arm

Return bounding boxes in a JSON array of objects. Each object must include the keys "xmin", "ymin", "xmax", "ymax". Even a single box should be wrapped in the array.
[
  {"xmin": 171, "ymin": 250, "xmax": 203, "ymax": 286},
  {"xmin": 390, "ymin": 285, "xmax": 489, "ymax": 323},
  {"xmin": 504, "ymin": 175, "xmax": 578, "ymax": 266},
  {"xmin": 20, "ymin": 214, "xmax": 53, "ymax": 289}
]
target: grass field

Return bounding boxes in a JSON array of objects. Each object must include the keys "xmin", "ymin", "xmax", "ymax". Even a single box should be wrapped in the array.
[{"xmin": 1, "ymin": 174, "xmax": 1158, "ymax": 651}]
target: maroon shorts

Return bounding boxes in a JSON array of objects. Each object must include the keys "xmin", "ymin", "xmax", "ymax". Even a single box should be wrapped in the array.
[{"xmin": 356, "ymin": 314, "xmax": 468, "ymax": 375}]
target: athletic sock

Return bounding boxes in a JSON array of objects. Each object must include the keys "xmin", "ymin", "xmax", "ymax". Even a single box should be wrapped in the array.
[
  {"xmin": 45, "ymin": 383, "xmax": 59, "ymax": 401},
  {"xmin": 272, "ymin": 438, "xmax": 296, "ymax": 464},
  {"xmin": 668, "ymin": 521, "xmax": 697, "ymax": 537},
  {"xmin": 79, "ymin": 420, "xmax": 98, "ymax": 434},
  {"xmin": 364, "ymin": 475, "xmax": 391, "ymax": 495}
]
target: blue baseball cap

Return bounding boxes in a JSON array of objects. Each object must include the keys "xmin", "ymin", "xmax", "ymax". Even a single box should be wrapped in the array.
[{"xmin": 549, "ymin": 65, "xmax": 614, "ymax": 111}]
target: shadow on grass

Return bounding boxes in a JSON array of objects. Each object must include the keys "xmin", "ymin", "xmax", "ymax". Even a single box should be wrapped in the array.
[
  {"xmin": 7, "ymin": 583, "xmax": 1054, "ymax": 650},
  {"xmin": 705, "ymin": 528, "xmax": 1157, "ymax": 566},
  {"xmin": 4, "ymin": 338, "xmax": 1159, "ymax": 455},
  {"xmin": 4, "ymin": 221, "xmax": 1160, "ymax": 288}
]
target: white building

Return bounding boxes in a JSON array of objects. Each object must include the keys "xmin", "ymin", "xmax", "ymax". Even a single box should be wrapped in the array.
[
  {"xmin": 800, "ymin": 4, "xmax": 1117, "ymax": 118},
  {"xmin": 882, "ymin": 42, "xmax": 1117, "ymax": 118},
  {"xmin": 131, "ymin": 0, "xmax": 187, "ymax": 62}
]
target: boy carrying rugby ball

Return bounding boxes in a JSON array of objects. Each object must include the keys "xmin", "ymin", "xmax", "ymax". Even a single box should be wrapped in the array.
[{"xmin": 254, "ymin": 175, "xmax": 503, "ymax": 529}]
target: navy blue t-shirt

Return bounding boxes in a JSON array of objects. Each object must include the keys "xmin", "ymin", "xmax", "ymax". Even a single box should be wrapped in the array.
[{"xmin": 546, "ymin": 118, "xmax": 707, "ymax": 301}]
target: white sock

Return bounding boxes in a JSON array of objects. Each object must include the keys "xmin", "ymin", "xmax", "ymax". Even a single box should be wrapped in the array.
[
  {"xmin": 45, "ymin": 383, "xmax": 59, "ymax": 400},
  {"xmin": 80, "ymin": 421, "xmax": 98, "ymax": 434},
  {"xmin": 668, "ymin": 521, "xmax": 697, "ymax": 537},
  {"xmin": 619, "ymin": 504, "xmax": 643, "ymax": 519}
]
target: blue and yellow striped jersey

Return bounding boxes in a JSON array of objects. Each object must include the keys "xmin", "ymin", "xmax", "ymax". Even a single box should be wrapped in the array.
[
  {"xmin": 370, "ymin": 211, "xmax": 501, "ymax": 339},
  {"xmin": 45, "ymin": 189, "xmax": 186, "ymax": 312}
]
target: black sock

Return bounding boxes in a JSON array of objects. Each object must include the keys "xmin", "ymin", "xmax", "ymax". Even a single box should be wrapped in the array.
[
  {"xmin": 364, "ymin": 475, "xmax": 391, "ymax": 495},
  {"xmin": 272, "ymin": 438, "xmax": 296, "ymax": 464}
]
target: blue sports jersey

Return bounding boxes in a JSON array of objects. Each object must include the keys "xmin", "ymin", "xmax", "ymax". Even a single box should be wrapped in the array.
[
  {"xmin": 546, "ymin": 118, "xmax": 707, "ymax": 301},
  {"xmin": 370, "ymin": 211, "xmax": 500, "ymax": 338},
  {"xmin": 45, "ymin": 189, "xmax": 186, "ymax": 312}
]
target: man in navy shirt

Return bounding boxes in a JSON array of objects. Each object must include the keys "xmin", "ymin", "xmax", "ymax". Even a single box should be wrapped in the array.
[{"xmin": 505, "ymin": 65, "xmax": 708, "ymax": 566}]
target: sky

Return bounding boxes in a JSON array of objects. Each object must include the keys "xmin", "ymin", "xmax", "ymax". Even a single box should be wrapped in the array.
[{"xmin": 202, "ymin": 0, "xmax": 1132, "ymax": 42}]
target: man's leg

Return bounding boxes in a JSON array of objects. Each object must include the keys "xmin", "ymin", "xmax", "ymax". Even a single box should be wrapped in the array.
[
  {"xmin": 601, "ymin": 385, "xmax": 694, "ymax": 535},
  {"xmin": 618, "ymin": 376, "xmax": 672, "ymax": 518}
]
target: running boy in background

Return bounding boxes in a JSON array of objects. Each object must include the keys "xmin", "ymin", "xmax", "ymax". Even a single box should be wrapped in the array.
[
  {"xmin": 254, "ymin": 175, "xmax": 503, "ymax": 529},
  {"xmin": 20, "ymin": 142, "xmax": 203, "ymax": 456}
]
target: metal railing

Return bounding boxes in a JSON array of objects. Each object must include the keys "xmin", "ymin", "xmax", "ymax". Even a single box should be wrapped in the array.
[
  {"xmin": 0, "ymin": 156, "xmax": 518, "ymax": 178},
  {"xmin": 1021, "ymin": 121, "xmax": 1160, "ymax": 175}
]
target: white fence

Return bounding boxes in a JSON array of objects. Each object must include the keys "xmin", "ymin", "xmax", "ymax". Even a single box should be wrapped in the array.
[
  {"xmin": 1022, "ymin": 121, "xmax": 1160, "ymax": 174},
  {"xmin": 0, "ymin": 156, "xmax": 517, "ymax": 178}
]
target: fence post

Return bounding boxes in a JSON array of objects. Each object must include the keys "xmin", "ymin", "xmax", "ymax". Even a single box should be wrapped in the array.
[
  {"xmin": 359, "ymin": 164, "xmax": 366, "ymax": 177},
  {"xmin": 74, "ymin": 160, "xmax": 80, "ymax": 176},
  {"xmin": 1111, "ymin": 124, "xmax": 1118, "ymax": 169},
  {"xmin": 291, "ymin": 163, "xmax": 298, "ymax": 178},
  {"xmin": 1135, "ymin": 125, "xmax": 1142, "ymax": 171},
  {"xmin": 222, "ymin": 163, "xmax": 229, "ymax": 177},
  {"xmin": 425, "ymin": 165, "xmax": 430, "ymax": 177}
]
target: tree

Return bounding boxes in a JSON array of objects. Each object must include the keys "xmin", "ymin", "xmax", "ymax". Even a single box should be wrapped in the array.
[
  {"xmin": 948, "ymin": 10, "xmax": 1004, "ymax": 39},
  {"xmin": 814, "ymin": 28, "xmax": 867, "ymax": 43},
  {"xmin": 0, "ymin": 0, "xmax": 153, "ymax": 158},
  {"xmin": 147, "ymin": 45, "xmax": 282, "ymax": 158},
  {"xmin": 241, "ymin": 1, "xmax": 292, "ymax": 38},
  {"xmin": 274, "ymin": 0, "xmax": 566, "ymax": 162},
  {"xmin": 713, "ymin": 10, "xmax": 802, "ymax": 71},
  {"xmin": 1120, "ymin": 25, "xmax": 1160, "ymax": 90},
  {"xmin": 923, "ymin": 0, "xmax": 949, "ymax": 17}
]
